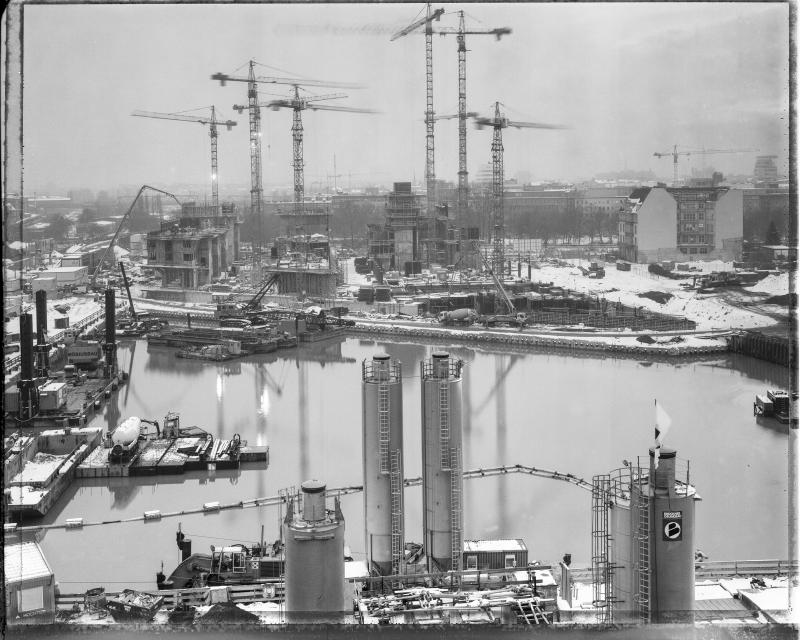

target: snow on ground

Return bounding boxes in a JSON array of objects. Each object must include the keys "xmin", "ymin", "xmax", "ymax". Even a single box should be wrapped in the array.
[
  {"xmin": 743, "ymin": 272, "xmax": 790, "ymax": 295},
  {"xmin": 527, "ymin": 260, "xmax": 790, "ymax": 331},
  {"xmin": 5, "ymin": 295, "xmax": 104, "ymax": 337}
]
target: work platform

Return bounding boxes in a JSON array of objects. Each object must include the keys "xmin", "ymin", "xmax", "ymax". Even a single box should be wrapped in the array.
[
  {"xmin": 76, "ymin": 436, "xmax": 268, "ymax": 478},
  {"xmin": 263, "ymin": 266, "xmax": 338, "ymax": 297}
]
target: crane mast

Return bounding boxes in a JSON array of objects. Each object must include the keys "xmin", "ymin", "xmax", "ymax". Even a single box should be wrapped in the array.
[
  {"xmin": 457, "ymin": 11, "xmax": 468, "ymax": 222},
  {"xmin": 425, "ymin": 3, "xmax": 436, "ymax": 216},
  {"xmin": 209, "ymin": 106, "xmax": 219, "ymax": 206},
  {"xmin": 248, "ymin": 60, "xmax": 264, "ymax": 253},
  {"xmin": 491, "ymin": 102, "xmax": 505, "ymax": 276},
  {"xmin": 291, "ymin": 86, "xmax": 305, "ymax": 215},
  {"xmin": 131, "ymin": 107, "xmax": 235, "ymax": 207}
]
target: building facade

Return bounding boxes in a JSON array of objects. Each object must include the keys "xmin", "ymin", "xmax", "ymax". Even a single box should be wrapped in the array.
[
  {"xmin": 145, "ymin": 202, "xmax": 239, "ymax": 289},
  {"xmin": 619, "ymin": 186, "xmax": 743, "ymax": 263}
]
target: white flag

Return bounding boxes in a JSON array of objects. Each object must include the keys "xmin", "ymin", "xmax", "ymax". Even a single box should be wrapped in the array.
[
  {"xmin": 655, "ymin": 400, "xmax": 672, "ymax": 446},
  {"xmin": 654, "ymin": 400, "xmax": 672, "ymax": 468}
]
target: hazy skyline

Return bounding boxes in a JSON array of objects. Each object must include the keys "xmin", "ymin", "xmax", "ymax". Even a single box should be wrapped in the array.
[{"xmin": 15, "ymin": 2, "xmax": 791, "ymax": 195}]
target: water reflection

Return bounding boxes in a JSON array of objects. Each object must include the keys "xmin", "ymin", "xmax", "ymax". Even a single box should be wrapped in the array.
[{"xmin": 35, "ymin": 335, "xmax": 791, "ymax": 592}]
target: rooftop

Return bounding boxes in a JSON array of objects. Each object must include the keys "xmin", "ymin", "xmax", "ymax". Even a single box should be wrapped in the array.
[
  {"xmin": 4, "ymin": 542, "xmax": 53, "ymax": 584},
  {"xmin": 463, "ymin": 539, "xmax": 527, "ymax": 552}
]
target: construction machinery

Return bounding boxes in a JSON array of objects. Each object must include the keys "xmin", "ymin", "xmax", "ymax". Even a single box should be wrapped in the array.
[
  {"xmin": 131, "ymin": 107, "xmax": 236, "ymax": 207},
  {"xmin": 258, "ymin": 88, "xmax": 376, "ymax": 215},
  {"xmin": 472, "ymin": 103, "xmax": 567, "ymax": 276},
  {"xmin": 90, "ymin": 185, "xmax": 181, "ymax": 290},
  {"xmin": 653, "ymin": 145, "xmax": 758, "ymax": 186},
  {"xmin": 427, "ymin": 11, "xmax": 511, "ymax": 223},
  {"xmin": 212, "ymin": 63, "xmax": 362, "ymax": 248},
  {"xmin": 117, "ymin": 262, "xmax": 165, "ymax": 336},
  {"xmin": 392, "ymin": 4, "xmax": 445, "ymax": 215}
]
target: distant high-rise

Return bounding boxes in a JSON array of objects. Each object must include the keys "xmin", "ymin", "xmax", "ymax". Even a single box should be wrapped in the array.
[{"xmin": 754, "ymin": 156, "xmax": 778, "ymax": 184}]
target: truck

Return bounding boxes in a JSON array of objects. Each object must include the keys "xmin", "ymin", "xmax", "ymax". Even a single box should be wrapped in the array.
[{"xmin": 438, "ymin": 309, "xmax": 480, "ymax": 325}]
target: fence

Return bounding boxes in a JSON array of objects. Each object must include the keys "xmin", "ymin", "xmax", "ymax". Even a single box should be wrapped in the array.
[
  {"xmin": 56, "ymin": 582, "xmax": 284, "ymax": 611},
  {"xmin": 727, "ymin": 331, "xmax": 792, "ymax": 367}
]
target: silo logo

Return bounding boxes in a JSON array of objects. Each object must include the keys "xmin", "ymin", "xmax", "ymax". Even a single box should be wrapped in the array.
[{"xmin": 662, "ymin": 511, "xmax": 683, "ymax": 541}]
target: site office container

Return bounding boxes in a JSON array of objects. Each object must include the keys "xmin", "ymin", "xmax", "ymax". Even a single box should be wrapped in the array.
[
  {"xmin": 462, "ymin": 540, "xmax": 528, "ymax": 572},
  {"xmin": 5, "ymin": 543, "xmax": 56, "ymax": 625}
]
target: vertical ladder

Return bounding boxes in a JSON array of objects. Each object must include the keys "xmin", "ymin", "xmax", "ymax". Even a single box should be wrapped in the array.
[
  {"xmin": 449, "ymin": 446, "xmax": 462, "ymax": 575},
  {"xmin": 378, "ymin": 383, "xmax": 390, "ymax": 474},
  {"xmin": 591, "ymin": 475, "xmax": 611, "ymax": 624},
  {"xmin": 636, "ymin": 480, "xmax": 651, "ymax": 623},
  {"xmin": 439, "ymin": 382, "xmax": 450, "ymax": 469},
  {"xmin": 390, "ymin": 449, "xmax": 403, "ymax": 576}
]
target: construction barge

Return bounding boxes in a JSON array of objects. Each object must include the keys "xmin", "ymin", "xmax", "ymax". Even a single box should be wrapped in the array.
[
  {"xmin": 76, "ymin": 413, "xmax": 268, "ymax": 478},
  {"xmin": 5, "ymin": 426, "xmax": 104, "ymax": 518}
]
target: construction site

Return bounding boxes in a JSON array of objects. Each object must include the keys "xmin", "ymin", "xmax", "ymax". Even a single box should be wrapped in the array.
[{"xmin": 3, "ymin": 1, "xmax": 796, "ymax": 636}]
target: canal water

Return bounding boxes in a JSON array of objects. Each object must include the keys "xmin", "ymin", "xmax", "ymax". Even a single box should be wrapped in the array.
[{"xmin": 37, "ymin": 336, "xmax": 790, "ymax": 593}]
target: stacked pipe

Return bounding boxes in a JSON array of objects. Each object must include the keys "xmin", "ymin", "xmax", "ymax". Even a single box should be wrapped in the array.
[
  {"xmin": 34, "ymin": 289, "xmax": 49, "ymax": 377},
  {"xmin": 16, "ymin": 313, "xmax": 39, "ymax": 420}
]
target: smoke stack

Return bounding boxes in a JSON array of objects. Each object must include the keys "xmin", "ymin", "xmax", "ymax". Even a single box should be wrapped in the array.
[
  {"xmin": 35, "ymin": 290, "xmax": 47, "ymax": 343},
  {"xmin": 34, "ymin": 290, "xmax": 49, "ymax": 377},
  {"xmin": 19, "ymin": 313, "xmax": 34, "ymax": 381},
  {"xmin": 17, "ymin": 313, "xmax": 38, "ymax": 420},
  {"xmin": 104, "ymin": 288, "xmax": 117, "ymax": 376},
  {"xmin": 105, "ymin": 289, "xmax": 116, "ymax": 345}
]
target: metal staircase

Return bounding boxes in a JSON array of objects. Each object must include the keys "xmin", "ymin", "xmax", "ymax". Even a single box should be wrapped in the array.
[
  {"xmin": 378, "ymin": 382, "xmax": 390, "ymax": 474},
  {"xmin": 390, "ymin": 449, "xmax": 403, "ymax": 576},
  {"xmin": 439, "ymin": 382, "xmax": 450, "ymax": 469}
]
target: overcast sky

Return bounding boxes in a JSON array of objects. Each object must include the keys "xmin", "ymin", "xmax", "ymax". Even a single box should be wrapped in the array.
[{"xmin": 19, "ymin": 2, "xmax": 790, "ymax": 195}]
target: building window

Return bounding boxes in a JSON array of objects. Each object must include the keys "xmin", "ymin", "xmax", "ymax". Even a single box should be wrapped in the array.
[
  {"xmin": 699, "ymin": 247, "xmax": 708, "ymax": 254},
  {"xmin": 182, "ymin": 240, "xmax": 192, "ymax": 249},
  {"xmin": 505, "ymin": 554, "xmax": 517, "ymax": 569},
  {"xmin": 466, "ymin": 555, "xmax": 478, "ymax": 570},
  {"xmin": 18, "ymin": 586, "xmax": 44, "ymax": 612},
  {"xmin": 183, "ymin": 253, "xmax": 193, "ymax": 262}
]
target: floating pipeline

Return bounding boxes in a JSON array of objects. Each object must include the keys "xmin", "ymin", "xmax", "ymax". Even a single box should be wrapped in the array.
[{"xmin": 347, "ymin": 322, "xmax": 729, "ymax": 358}]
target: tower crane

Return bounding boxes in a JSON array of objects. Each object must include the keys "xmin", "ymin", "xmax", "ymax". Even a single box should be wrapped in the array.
[
  {"xmin": 211, "ymin": 62, "xmax": 362, "ymax": 252},
  {"xmin": 391, "ymin": 4, "xmax": 445, "ymax": 215},
  {"xmin": 472, "ymin": 103, "xmax": 568, "ymax": 275},
  {"xmin": 653, "ymin": 145, "xmax": 758, "ymax": 186},
  {"xmin": 428, "ymin": 12, "xmax": 511, "ymax": 223},
  {"xmin": 131, "ymin": 107, "xmax": 236, "ymax": 207},
  {"xmin": 257, "ymin": 86, "xmax": 376, "ymax": 214}
]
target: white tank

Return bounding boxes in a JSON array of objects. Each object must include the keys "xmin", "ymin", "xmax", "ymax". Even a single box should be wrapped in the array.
[
  {"xmin": 361, "ymin": 354, "xmax": 404, "ymax": 576},
  {"xmin": 283, "ymin": 480, "xmax": 346, "ymax": 622},
  {"xmin": 112, "ymin": 416, "xmax": 141, "ymax": 446},
  {"xmin": 420, "ymin": 352, "xmax": 464, "ymax": 572}
]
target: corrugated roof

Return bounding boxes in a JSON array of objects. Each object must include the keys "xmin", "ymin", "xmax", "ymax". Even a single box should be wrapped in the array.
[
  {"xmin": 463, "ymin": 539, "xmax": 527, "ymax": 552},
  {"xmin": 4, "ymin": 542, "xmax": 53, "ymax": 584}
]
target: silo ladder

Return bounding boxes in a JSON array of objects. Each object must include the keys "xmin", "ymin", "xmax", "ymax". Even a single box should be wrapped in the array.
[
  {"xmin": 378, "ymin": 383, "xmax": 390, "ymax": 474},
  {"xmin": 439, "ymin": 382, "xmax": 450, "ymax": 469},
  {"xmin": 636, "ymin": 488, "xmax": 651, "ymax": 623},
  {"xmin": 450, "ymin": 447, "xmax": 463, "ymax": 574},
  {"xmin": 390, "ymin": 449, "xmax": 403, "ymax": 576}
]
